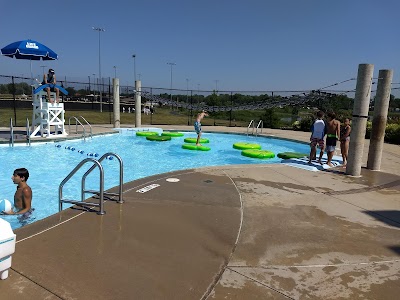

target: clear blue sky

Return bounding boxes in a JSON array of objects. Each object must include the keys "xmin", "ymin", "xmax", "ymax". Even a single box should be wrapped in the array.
[{"xmin": 1, "ymin": 0, "xmax": 399, "ymax": 94}]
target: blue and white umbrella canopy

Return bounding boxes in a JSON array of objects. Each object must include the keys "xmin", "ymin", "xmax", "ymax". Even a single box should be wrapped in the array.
[{"xmin": 1, "ymin": 39, "xmax": 58, "ymax": 60}]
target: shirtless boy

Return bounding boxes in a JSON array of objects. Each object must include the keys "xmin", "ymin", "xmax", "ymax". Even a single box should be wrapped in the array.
[
  {"xmin": 3, "ymin": 168, "xmax": 33, "ymax": 216},
  {"xmin": 325, "ymin": 112, "xmax": 341, "ymax": 167},
  {"xmin": 194, "ymin": 110, "xmax": 209, "ymax": 146}
]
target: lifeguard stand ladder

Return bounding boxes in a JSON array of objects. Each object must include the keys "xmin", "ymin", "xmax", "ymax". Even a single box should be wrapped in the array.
[{"xmin": 30, "ymin": 84, "xmax": 69, "ymax": 138}]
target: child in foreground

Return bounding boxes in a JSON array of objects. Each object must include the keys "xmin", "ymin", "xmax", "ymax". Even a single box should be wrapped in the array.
[{"xmin": 3, "ymin": 168, "xmax": 33, "ymax": 219}]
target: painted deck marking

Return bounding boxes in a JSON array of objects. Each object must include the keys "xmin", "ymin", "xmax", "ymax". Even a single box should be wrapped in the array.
[{"xmin": 136, "ymin": 184, "xmax": 160, "ymax": 193}]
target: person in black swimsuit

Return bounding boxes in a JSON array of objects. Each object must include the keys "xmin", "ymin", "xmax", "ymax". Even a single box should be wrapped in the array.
[{"xmin": 340, "ymin": 118, "xmax": 351, "ymax": 166}]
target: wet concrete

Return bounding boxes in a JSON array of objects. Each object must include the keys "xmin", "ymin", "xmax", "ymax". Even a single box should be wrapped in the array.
[{"xmin": 1, "ymin": 125, "xmax": 399, "ymax": 299}]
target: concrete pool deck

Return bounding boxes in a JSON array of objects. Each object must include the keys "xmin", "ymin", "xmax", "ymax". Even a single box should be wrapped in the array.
[{"xmin": 1, "ymin": 125, "xmax": 399, "ymax": 299}]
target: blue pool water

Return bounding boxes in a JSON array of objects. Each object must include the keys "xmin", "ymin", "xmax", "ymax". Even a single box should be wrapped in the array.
[{"xmin": 0, "ymin": 129, "xmax": 309, "ymax": 229}]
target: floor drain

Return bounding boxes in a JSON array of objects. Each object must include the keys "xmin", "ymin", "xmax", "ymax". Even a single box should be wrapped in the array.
[
  {"xmin": 204, "ymin": 180, "xmax": 213, "ymax": 183},
  {"xmin": 166, "ymin": 178, "xmax": 180, "ymax": 182}
]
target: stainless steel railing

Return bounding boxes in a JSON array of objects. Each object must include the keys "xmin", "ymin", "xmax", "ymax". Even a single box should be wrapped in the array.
[
  {"xmin": 59, "ymin": 158, "xmax": 105, "ymax": 214},
  {"xmin": 68, "ymin": 116, "xmax": 86, "ymax": 141},
  {"xmin": 10, "ymin": 118, "xmax": 14, "ymax": 147},
  {"xmin": 26, "ymin": 118, "xmax": 31, "ymax": 146},
  {"xmin": 255, "ymin": 120, "xmax": 263, "ymax": 137},
  {"xmin": 58, "ymin": 152, "xmax": 124, "ymax": 215},
  {"xmin": 82, "ymin": 152, "xmax": 123, "ymax": 204},
  {"xmin": 247, "ymin": 119, "xmax": 254, "ymax": 136},
  {"xmin": 79, "ymin": 116, "xmax": 92, "ymax": 138}
]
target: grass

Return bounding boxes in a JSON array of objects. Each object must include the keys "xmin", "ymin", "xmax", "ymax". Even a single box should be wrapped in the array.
[{"xmin": 0, "ymin": 107, "xmax": 248, "ymax": 128}]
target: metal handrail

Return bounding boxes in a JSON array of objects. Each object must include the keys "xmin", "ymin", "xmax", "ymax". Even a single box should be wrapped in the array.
[
  {"xmin": 10, "ymin": 118, "xmax": 14, "ymax": 147},
  {"xmin": 26, "ymin": 118, "xmax": 31, "ymax": 146},
  {"xmin": 68, "ymin": 116, "xmax": 86, "ymax": 141},
  {"xmin": 255, "ymin": 120, "xmax": 263, "ymax": 137},
  {"xmin": 82, "ymin": 152, "xmax": 124, "ymax": 204},
  {"xmin": 79, "ymin": 116, "xmax": 92, "ymax": 138},
  {"xmin": 59, "ymin": 158, "xmax": 105, "ymax": 215},
  {"xmin": 247, "ymin": 119, "xmax": 255, "ymax": 136}
]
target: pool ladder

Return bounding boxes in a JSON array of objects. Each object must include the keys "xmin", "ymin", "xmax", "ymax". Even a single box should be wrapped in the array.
[
  {"xmin": 59, "ymin": 152, "xmax": 124, "ymax": 215},
  {"xmin": 247, "ymin": 120, "xmax": 263, "ymax": 136},
  {"xmin": 8, "ymin": 118, "xmax": 31, "ymax": 147},
  {"xmin": 68, "ymin": 116, "xmax": 93, "ymax": 141}
]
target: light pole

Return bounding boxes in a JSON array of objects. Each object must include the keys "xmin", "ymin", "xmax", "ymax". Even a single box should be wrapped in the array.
[
  {"xmin": 138, "ymin": 73, "xmax": 141, "ymax": 80},
  {"xmin": 113, "ymin": 66, "xmax": 117, "ymax": 78},
  {"xmin": 132, "ymin": 54, "xmax": 136, "ymax": 83},
  {"xmin": 88, "ymin": 75, "xmax": 91, "ymax": 94},
  {"xmin": 215, "ymin": 80, "xmax": 219, "ymax": 94},
  {"xmin": 167, "ymin": 62, "xmax": 176, "ymax": 103},
  {"xmin": 197, "ymin": 83, "xmax": 200, "ymax": 109},
  {"xmin": 92, "ymin": 26, "xmax": 105, "ymax": 112},
  {"xmin": 92, "ymin": 74, "xmax": 96, "ymax": 95}
]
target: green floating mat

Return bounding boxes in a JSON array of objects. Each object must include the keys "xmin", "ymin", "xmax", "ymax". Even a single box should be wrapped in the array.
[
  {"xmin": 136, "ymin": 131, "xmax": 159, "ymax": 136},
  {"xmin": 233, "ymin": 142, "xmax": 262, "ymax": 150},
  {"xmin": 184, "ymin": 138, "xmax": 209, "ymax": 144},
  {"xmin": 241, "ymin": 149, "xmax": 275, "ymax": 159},
  {"xmin": 161, "ymin": 131, "xmax": 184, "ymax": 137},
  {"xmin": 182, "ymin": 144, "xmax": 211, "ymax": 151},
  {"xmin": 277, "ymin": 152, "xmax": 308, "ymax": 159},
  {"xmin": 146, "ymin": 135, "xmax": 171, "ymax": 142}
]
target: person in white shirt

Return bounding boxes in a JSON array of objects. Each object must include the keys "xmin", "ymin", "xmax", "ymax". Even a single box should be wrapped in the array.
[{"xmin": 308, "ymin": 110, "xmax": 326, "ymax": 164}]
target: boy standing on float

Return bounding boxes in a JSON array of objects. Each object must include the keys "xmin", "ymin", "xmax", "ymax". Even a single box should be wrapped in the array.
[{"xmin": 194, "ymin": 110, "xmax": 209, "ymax": 146}]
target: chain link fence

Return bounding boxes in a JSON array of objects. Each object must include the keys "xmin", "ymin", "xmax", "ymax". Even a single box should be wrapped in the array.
[{"xmin": 1, "ymin": 74, "xmax": 357, "ymax": 128}]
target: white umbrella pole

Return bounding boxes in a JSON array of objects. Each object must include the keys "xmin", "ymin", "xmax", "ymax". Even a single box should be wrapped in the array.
[{"xmin": 30, "ymin": 59, "xmax": 33, "ymax": 84}]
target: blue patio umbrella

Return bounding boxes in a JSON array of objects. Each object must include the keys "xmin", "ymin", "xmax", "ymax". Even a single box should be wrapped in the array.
[
  {"xmin": 1, "ymin": 39, "xmax": 58, "ymax": 60},
  {"xmin": 1, "ymin": 39, "xmax": 58, "ymax": 80},
  {"xmin": 1, "ymin": 39, "xmax": 58, "ymax": 126}
]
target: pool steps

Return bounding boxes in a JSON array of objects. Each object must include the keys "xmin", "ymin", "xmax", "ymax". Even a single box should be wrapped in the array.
[{"xmin": 59, "ymin": 152, "xmax": 124, "ymax": 215}]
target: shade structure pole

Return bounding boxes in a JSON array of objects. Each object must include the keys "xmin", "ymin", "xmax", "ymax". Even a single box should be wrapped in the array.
[
  {"xmin": 367, "ymin": 69, "xmax": 393, "ymax": 170},
  {"xmin": 346, "ymin": 64, "xmax": 374, "ymax": 176},
  {"xmin": 113, "ymin": 78, "xmax": 120, "ymax": 128},
  {"xmin": 135, "ymin": 80, "xmax": 142, "ymax": 128}
]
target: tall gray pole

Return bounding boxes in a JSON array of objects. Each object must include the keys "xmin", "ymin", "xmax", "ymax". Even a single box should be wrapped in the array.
[
  {"xmin": 113, "ymin": 78, "xmax": 120, "ymax": 128},
  {"xmin": 135, "ymin": 80, "xmax": 142, "ymax": 127},
  {"xmin": 132, "ymin": 54, "xmax": 136, "ymax": 82},
  {"xmin": 93, "ymin": 27, "xmax": 105, "ymax": 112},
  {"xmin": 367, "ymin": 69, "xmax": 393, "ymax": 170},
  {"xmin": 167, "ymin": 62, "xmax": 176, "ymax": 103},
  {"xmin": 346, "ymin": 64, "xmax": 374, "ymax": 176}
]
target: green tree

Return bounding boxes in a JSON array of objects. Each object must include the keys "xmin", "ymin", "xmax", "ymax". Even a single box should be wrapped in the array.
[
  {"xmin": 65, "ymin": 87, "xmax": 76, "ymax": 96},
  {"xmin": 0, "ymin": 84, "xmax": 9, "ymax": 94},
  {"xmin": 261, "ymin": 108, "xmax": 281, "ymax": 129}
]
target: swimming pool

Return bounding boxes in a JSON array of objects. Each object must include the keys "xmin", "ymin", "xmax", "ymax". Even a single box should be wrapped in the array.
[{"xmin": 0, "ymin": 129, "xmax": 309, "ymax": 229}]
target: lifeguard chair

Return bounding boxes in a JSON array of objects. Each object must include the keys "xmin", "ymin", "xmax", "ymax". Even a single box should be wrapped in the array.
[{"xmin": 30, "ymin": 83, "xmax": 69, "ymax": 138}]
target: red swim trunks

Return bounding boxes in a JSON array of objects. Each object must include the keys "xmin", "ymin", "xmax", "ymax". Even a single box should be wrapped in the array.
[{"xmin": 310, "ymin": 138, "xmax": 324, "ymax": 149}]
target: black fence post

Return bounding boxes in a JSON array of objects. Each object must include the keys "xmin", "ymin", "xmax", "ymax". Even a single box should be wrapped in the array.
[
  {"xmin": 187, "ymin": 89, "xmax": 190, "ymax": 126},
  {"xmin": 190, "ymin": 90, "xmax": 193, "ymax": 125},
  {"xmin": 11, "ymin": 76, "xmax": 17, "ymax": 126},
  {"xmin": 108, "ymin": 77, "xmax": 112, "ymax": 124},
  {"xmin": 229, "ymin": 92, "xmax": 233, "ymax": 127},
  {"xmin": 213, "ymin": 106, "xmax": 216, "ymax": 126},
  {"xmin": 150, "ymin": 88, "xmax": 153, "ymax": 125}
]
